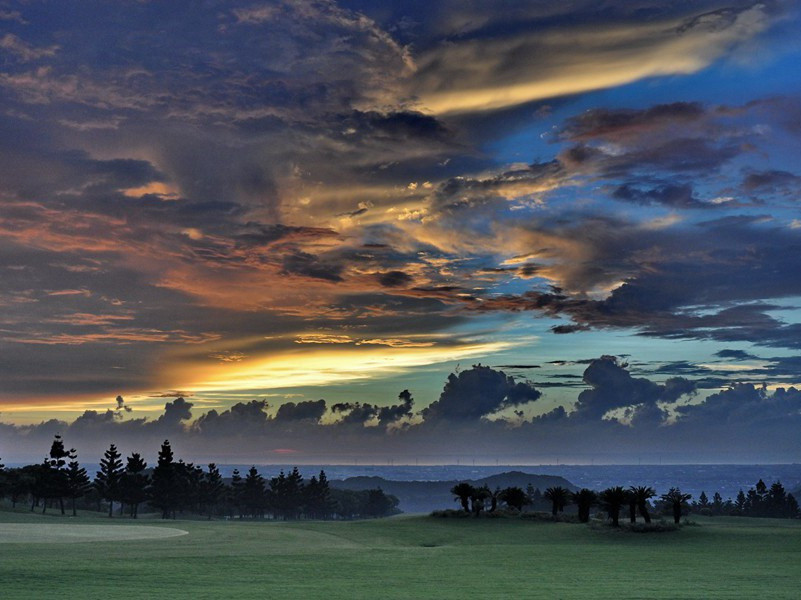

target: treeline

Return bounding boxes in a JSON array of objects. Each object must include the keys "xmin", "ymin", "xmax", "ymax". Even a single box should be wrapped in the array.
[
  {"xmin": 0, "ymin": 436, "xmax": 399, "ymax": 520},
  {"xmin": 694, "ymin": 479, "xmax": 800, "ymax": 518},
  {"xmin": 444, "ymin": 480, "xmax": 799, "ymax": 525}
]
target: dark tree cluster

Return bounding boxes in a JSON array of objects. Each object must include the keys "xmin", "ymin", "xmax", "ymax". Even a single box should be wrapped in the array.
[
  {"xmin": 448, "ymin": 481, "xmax": 678, "ymax": 525},
  {"xmin": 682, "ymin": 479, "xmax": 799, "ymax": 519},
  {"xmin": 0, "ymin": 437, "xmax": 398, "ymax": 521}
]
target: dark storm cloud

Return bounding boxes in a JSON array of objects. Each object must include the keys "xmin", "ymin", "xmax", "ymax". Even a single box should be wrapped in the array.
[
  {"xmin": 715, "ymin": 349, "xmax": 760, "ymax": 361},
  {"xmin": 331, "ymin": 389, "xmax": 415, "ymax": 426},
  {"xmin": 377, "ymin": 271, "xmax": 413, "ymax": 288},
  {"xmin": 559, "ymin": 102, "xmax": 708, "ymax": 142},
  {"xmin": 421, "ymin": 364, "xmax": 541, "ymax": 421},
  {"xmin": 569, "ymin": 356, "xmax": 695, "ymax": 421},
  {"xmin": 273, "ymin": 399, "xmax": 328, "ymax": 423},
  {"xmin": 612, "ymin": 184, "xmax": 713, "ymax": 209}
]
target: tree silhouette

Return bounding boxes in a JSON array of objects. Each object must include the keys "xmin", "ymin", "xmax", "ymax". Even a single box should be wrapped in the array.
[
  {"xmin": 46, "ymin": 434, "xmax": 76, "ymax": 515},
  {"xmin": 201, "ymin": 463, "xmax": 226, "ymax": 519},
  {"xmin": 65, "ymin": 460, "xmax": 91, "ymax": 516},
  {"xmin": 661, "ymin": 488, "xmax": 692, "ymax": 524},
  {"xmin": 600, "ymin": 486, "xmax": 628, "ymax": 526},
  {"xmin": 243, "ymin": 466, "xmax": 266, "ymax": 518},
  {"xmin": 572, "ymin": 488, "xmax": 597, "ymax": 523},
  {"xmin": 95, "ymin": 444, "xmax": 123, "ymax": 517},
  {"xmin": 450, "ymin": 482, "xmax": 474, "ymax": 512},
  {"xmin": 119, "ymin": 453, "xmax": 149, "ymax": 518},
  {"xmin": 630, "ymin": 486, "xmax": 656, "ymax": 523},
  {"xmin": 470, "ymin": 486, "xmax": 490, "ymax": 517},
  {"xmin": 150, "ymin": 440, "xmax": 177, "ymax": 519},
  {"xmin": 230, "ymin": 469, "xmax": 244, "ymax": 519},
  {"xmin": 305, "ymin": 470, "xmax": 334, "ymax": 519},
  {"xmin": 543, "ymin": 486, "xmax": 570, "ymax": 517},
  {"xmin": 499, "ymin": 486, "xmax": 527, "ymax": 511}
]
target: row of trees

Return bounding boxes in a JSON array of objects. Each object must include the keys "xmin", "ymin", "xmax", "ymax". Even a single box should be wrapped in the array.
[
  {"xmin": 448, "ymin": 482, "xmax": 689, "ymax": 525},
  {"xmin": 0, "ymin": 436, "xmax": 398, "ymax": 520},
  {"xmin": 449, "ymin": 479, "xmax": 799, "ymax": 525},
  {"xmin": 695, "ymin": 480, "xmax": 800, "ymax": 518}
]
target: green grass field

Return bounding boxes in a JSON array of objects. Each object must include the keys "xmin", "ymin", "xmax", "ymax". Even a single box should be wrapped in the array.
[{"xmin": 1, "ymin": 509, "xmax": 799, "ymax": 599}]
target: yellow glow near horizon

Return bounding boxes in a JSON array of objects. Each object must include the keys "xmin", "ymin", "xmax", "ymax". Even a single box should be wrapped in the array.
[{"xmin": 169, "ymin": 339, "xmax": 517, "ymax": 394}]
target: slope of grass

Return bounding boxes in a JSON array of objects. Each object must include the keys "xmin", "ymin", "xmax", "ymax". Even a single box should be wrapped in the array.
[{"xmin": 1, "ymin": 509, "xmax": 799, "ymax": 599}]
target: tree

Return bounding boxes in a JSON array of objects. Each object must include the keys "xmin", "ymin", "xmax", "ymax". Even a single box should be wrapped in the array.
[
  {"xmin": 285, "ymin": 467, "xmax": 305, "ymax": 519},
  {"xmin": 600, "ymin": 486, "xmax": 628, "ymax": 527},
  {"xmin": 697, "ymin": 491, "xmax": 710, "ymax": 509},
  {"xmin": 95, "ymin": 444, "xmax": 123, "ymax": 517},
  {"xmin": 364, "ymin": 488, "xmax": 398, "ymax": 518},
  {"xmin": 305, "ymin": 470, "xmax": 334, "ymax": 519},
  {"xmin": 499, "ymin": 486, "xmax": 527, "ymax": 511},
  {"xmin": 65, "ymin": 460, "xmax": 91, "ymax": 516},
  {"xmin": 470, "ymin": 486, "xmax": 491, "ymax": 517},
  {"xmin": 543, "ymin": 486, "xmax": 570, "ymax": 517},
  {"xmin": 661, "ymin": 488, "xmax": 692, "ymax": 524},
  {"xmin": 450, "ymin": 482, "xmax": 474, "ymax": 512},
  {"xmin": 572, "ymin": 489, "xmax": 597, "ymax": 523},
  {"xmin": 243, "ymin": 466, "xmax": 266, "ymax": 518},
  {"xmin": 626, "ymin": 489, "xmax": 638, "ymax": 524},
  {"xmin": 230, "ymin": 469, "xmax": 244, "ymax": 519},
  {"xmin": 119, "ymin": 453, "xmax": 149, "ymax": 518},
  {"xmin": 630, "ymin": 486, "xmax": 656, "ymax": 523},
  {"xmin": 200, "ymin": 463, "xmax": 226, "ymax": 519},
  {"xmin": 734, "ymin": 489, "xmax": 746, "ymax": 515},
  {"xmin": 488, "ymin": 486, "xmax": 501, "ymax": 513},
  {"xmin": 787, "ymin": 494, "xmax": 800, "ymax": 518},
  {"xmin": 46, "ymin": 434, "xmax": 76, "ymax": 514},
  {"xmin": 150, "ymin": 440, "xmax": 177, "ymax": 519}
]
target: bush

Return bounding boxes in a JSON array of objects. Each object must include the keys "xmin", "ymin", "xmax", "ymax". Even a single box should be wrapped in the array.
[
  {"xmin": 627, "ymin": 521, "xmax": 680, "ymax": 533},
  {"xmin": 431, "ymin": 509, "xmax": 471, "ymax": 518}
]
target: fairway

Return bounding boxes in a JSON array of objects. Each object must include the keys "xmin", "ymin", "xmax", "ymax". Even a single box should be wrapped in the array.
[{"xmin": 1, "ymin": 511, "xmax": 800, "ymax": 599}]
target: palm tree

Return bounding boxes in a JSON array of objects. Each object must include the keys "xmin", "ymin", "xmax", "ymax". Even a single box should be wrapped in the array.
[
  {"xmin": 450, "ymin": 482, "xmax": 474, "ymax": 512},
  {"xmin": 661, "ymin": 488, "xmax": 692, "ymax": 524},
  {"xmin": 600, "ymin": 486, "xmax": 628, "ymax": 526},
  {"xmin": 572, "ymin": 488, "xmax": 597, "ymax": 523},
  {"xmin": 626, "ymin": 489, "xmax": 638, "ymax": 523},
  {"xmin": 543, "ymin": 486, "xmax": 571, "ymax": 517},
  {"xmin": 470, "ymin": 485, "xmax": 491, "ymax": 517},
  {"xmin": 630, "ymin": 486, "xmax": 657, "ymax": 523}
]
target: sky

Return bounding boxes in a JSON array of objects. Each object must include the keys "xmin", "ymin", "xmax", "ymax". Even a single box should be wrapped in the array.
[{"xmin": 2, "ymin": 0, "xmax": 801, "ymax": 464}]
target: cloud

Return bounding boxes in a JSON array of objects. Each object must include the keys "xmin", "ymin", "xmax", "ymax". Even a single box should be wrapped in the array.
[
  {"xmin": 412, "ymin": 3, "xmax": 775, "ymax": 114},
  {"xmin": 377, "ymin": 270, "xmax": 413, "ymax": 287},
  {"xmin": 568, "ymin": 356, "xmax": 695, "ymax": 423},
  {"xmin": 421, "ymin": 364, "xmax": 541, "ymax": 421},
  {"xmin": 273, "ymin": 399, "xmax": 327, "ymax": 423}
]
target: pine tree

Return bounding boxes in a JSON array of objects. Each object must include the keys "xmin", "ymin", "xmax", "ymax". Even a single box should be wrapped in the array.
[
  {"xmin": 698, "ymin": 491, "xmax": 709, "ymax": 508},
  {"xmin": 201, "ymin": 463, "xmax": 226, "ymax": 519},
  {"xmin": 304, "ymin": 469, "xmax": 334, "ymax": 519},
  {"xmin": 270, "ymin": 470, "xmax": 288, "ymax": 519},
  {"xmin": 230, "ymin": 469, "xmax": 244, "ymax": 518},
  {"xmin": 243, "ymin": 466, "xmax": 266, "ymax": 518},
  {"xmin": 787, "ymin": 494, "xmax": 800, "ymax": 518},
  {"xmin": 734, "ymin": 489, "xmax": 747, "ymax": 514},
  {"xmin": 286, "ymin": 467, "xmax": 305, "ymax": 519},
  {"xmin": 0, "ymin": 458, "xmax": 4, "ymax": 501},
  {"xmin": 65, "ymin": 460, "xmax": 91, "ymax": 516},
  {"xmin": 150, "ymin": 440, "xmax": 176, "ymax": 519},
  {"xmin": 46, "ymin": 434, "xmax": 76, "ymax": 515},
  {"xmin": 95, "ymin": 444, "xmax": 123, "ymax": 517},
  {"xmin": 119, "ymin": 453, "xmax": 149, "ymax": 518}
]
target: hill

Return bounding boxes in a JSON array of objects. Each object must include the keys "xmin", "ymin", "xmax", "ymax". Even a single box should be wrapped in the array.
[{"xmin": 330, "ymin": 470, "xmax": 576, "ymax": 513}]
